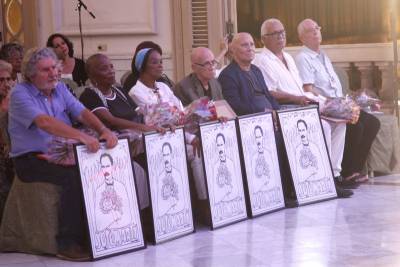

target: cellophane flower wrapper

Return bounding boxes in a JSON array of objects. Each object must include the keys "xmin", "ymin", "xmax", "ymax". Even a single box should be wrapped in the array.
[
  {"xmin": 43, "ymin": 128, "xmax": 144, "ymax": 166},
  {"xmin": 182, "ymin": 97, "xmax": 218, "ymax": 134},
  {"xmin": 319, "ymin": 96, "xmax": 358, "ymax": 121},
  {"xmin": 351, "ymin": 89, "xmax": 381, "ymax": 112}
]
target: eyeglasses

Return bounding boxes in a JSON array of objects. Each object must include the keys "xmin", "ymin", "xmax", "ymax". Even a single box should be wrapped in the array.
[
  {"xmin": 194, "ymin": 59, "xmax": 220, "ymax": 69},
  {"xmin": 0, "ymin": 77, "xmax": 13, "ymax": 83},
  {"xmin": 263, "ymin": 30, "xmax": 286, "ymax": 39}
]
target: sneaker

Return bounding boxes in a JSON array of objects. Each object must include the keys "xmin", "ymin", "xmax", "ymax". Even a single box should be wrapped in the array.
[
  {"xmin": 334, "ymin": 180, "xmax": 354, "ymax": 198},
  {"xmin": 56, "ymin": 245, "xmax": 91, "ymax": 262}
]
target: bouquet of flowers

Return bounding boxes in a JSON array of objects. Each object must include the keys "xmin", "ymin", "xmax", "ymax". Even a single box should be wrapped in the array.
[
  {"xmin": 40, "ymin": 128, "xmax": 144, "ymax": 166},
  {"xmin": 319, "ymin": 96, "xmax": 360, "ymax": 123},
  {"xmin": 142, "ymin": 102, "xmax": 184, "ymax": 127},
  {"xmin": 182, "ymin": 97, "xmax": 217, "ymax": 133}
]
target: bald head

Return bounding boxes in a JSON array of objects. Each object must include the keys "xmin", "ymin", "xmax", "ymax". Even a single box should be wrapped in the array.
[
  {"xmin": 230, "ymin": 32, "xmax": 255, "ymax": 67},
  {"xmin": 85, "ymin": 53, "xmax": 108, "ymax": 77},
  {"xmin": 191, "ymin": 47, "xmax": 216, "ymax": 83},
  {"xmin": 85, "ymin": 53, "xmax": 116, "ymax": 88}
]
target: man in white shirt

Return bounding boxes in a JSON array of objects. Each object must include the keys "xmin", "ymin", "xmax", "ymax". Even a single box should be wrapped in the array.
[
  {"xmin": 295, "ymin": 18, "xmax": 380, "ymax": 183},
  {"xmin": 253, "ymin": 18, "xmax": 351, "ymax": 197}
]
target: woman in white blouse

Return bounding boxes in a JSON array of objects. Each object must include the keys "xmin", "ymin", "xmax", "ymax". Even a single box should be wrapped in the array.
[{"xmin": 129, "ymin": 48, "xmax": 208, "ymax": 202}]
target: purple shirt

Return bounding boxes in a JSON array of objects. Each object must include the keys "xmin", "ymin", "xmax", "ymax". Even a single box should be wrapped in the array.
[{"xmin": 8, "ymin": 82, "xmax": 85, "ymax": 157}]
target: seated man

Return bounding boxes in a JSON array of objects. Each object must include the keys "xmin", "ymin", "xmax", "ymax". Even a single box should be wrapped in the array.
[
  {"xmin": 252, "ymin": 18, "xmax": 352, "ymax": 198},
  {"xmin": 8, "ymin": 47, "xmax": 117, "ymax": 261},
  {"xmin": 295, "ymin": 18, "xmax": 380, "ymax": 182},
  {"xmin": 174, "ymin": 47, "xmax": 223, "ymax": 106},
  {"xmin": 218, "ymin": 32, "xmax": 296, "ymax": 202}
]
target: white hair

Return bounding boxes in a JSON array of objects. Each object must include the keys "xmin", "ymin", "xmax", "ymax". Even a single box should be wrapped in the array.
[
  {"xmin": 297, "ymin": 18, "xmax": 315, "ymax": 39},
  {"xmin": 260, "ymin": 18, "xmax": 282, "ymax": 36},
  {"xmin": 22, "ymin": 47, "xmax": 58, "ymax": 82}
]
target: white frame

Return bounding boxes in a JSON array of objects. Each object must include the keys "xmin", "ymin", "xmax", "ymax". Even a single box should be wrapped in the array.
[
  {"xmin": 143, "ymin": 127, "xmax": 194, "ymax": 244},
  {"xmin": 237, "ymin": 112, "xmax": 285, "ymax": 216},
  {"xmin": 75, "ymin": 139, "xmax": 145, "ymax": 260},
  {"xmin": 199, "ymin": 120, "xmax": 247, "ymax": 229},
  {"xmin": 277, "ymin": 107, "xmax": 337, "ymax": 205}
]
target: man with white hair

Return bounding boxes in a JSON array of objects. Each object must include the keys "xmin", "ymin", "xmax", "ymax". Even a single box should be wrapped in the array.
[
  {"xmin": 174, "ymin": 47, "xmax": 223, "ymax": 106},
  {"xmin": 253, "ymin": 18, "xmax": 352, "ymax": 198},
  {"xmin": 295, "ymin": 18, "xmax": 380, "ymax": 183}
]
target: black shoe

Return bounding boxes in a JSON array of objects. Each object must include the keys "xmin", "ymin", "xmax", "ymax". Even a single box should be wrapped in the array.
[
  {"xmin": 335, "ymin": 175, "xmax": 359, "ymax": 189},
  {"xmin": 334, "ymin": 182, "xmax": 354, "ymax": 198},
  {"xmin": 56, "ymin": 245, "xmax": 91, "ymax": 262}
]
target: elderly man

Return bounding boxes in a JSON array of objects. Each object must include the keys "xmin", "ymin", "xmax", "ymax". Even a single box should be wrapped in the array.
[
  {"xmin": 8, "ymin": 47, "xmax": 117, "ymax": 260},
  {"xmin": 295, "ymin": 18, "xmax": 380, "ymax": 182},
  {"xmin": 174, "ymin": 47, "xmax": 223, "ymax": 106},
  {"xmin": 218, "ymin": 32, "xmax": 303, "ymax": 204},
  {"xmin": 253, "ymin": 18, "xmax": 352, "ymax": 198},
  {"xmin": 218, "ymin": 32, "xmax": 280, "ymax": 116}
]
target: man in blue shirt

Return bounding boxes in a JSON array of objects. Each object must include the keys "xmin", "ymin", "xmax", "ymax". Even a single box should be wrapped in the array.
[{"xmin": 8, "ymin": 47, "xmax": 117, "ymax": 261}]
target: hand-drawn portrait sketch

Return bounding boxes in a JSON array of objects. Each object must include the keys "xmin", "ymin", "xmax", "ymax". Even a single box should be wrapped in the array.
[
  {"xmin": 144, "ymin": 128, "xmax": 194, "ymax": 243},
  {"xmin": 278, "ymin": 107, "xmax": 337, "ymax": 205},
  {"xmin": 200, "ymin": 120, "xmax": 247, "ymax": 229},
  {"xmin": 75, "ymin": 139, "xmax": 145, "ymax": 259},
  {"xmin": 238, "ymin": 113, "xmax": 285, "ymax": 216}
]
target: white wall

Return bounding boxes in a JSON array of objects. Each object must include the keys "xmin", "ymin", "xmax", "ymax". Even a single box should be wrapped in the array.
[{"xmin": 36, "ymin": 0, "xmax": 175, "ymax": 84}]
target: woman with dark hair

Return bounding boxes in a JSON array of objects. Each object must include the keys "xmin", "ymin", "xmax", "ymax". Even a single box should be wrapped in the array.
[
  {"xmin": 47, "ymin": 33, "xmax": 88, "ymax": 86},
  {"xmin": 122, "ymin": 41, "xmax": 174, "ymax": 93},
  {"xmin": 129, "ymin": 48, "xmax": 208, "ymax": 205}
]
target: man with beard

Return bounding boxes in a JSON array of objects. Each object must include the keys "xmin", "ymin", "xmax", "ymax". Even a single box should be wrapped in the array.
[{"xmin": 95, "ymin": 153, "xmax": 132, "ymax": 233}]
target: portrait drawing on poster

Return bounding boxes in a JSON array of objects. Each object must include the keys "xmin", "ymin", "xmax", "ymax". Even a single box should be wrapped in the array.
[
  {"xmin": 75, "ymin": 139, "xmax": 145, "ymax": 259},
  {"xmin": 200, "ymin": 120, "xmax": 247, "ymax": 229},
  {"xmin": 144, "ymin": 128, "xmax": 194, "ymax": 243},
  {"xmin": 277, "ymin": 107, "xmax": 337, "ymax": 205},
  {"xmin": 238, "ymin": 113, "xmax": 285, "ymax": 216}
]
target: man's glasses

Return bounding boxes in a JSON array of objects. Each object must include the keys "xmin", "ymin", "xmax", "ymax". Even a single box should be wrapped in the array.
[
  {"xmin": 263, "ymin": 30, "xmax": 286, "ymax": 39},
  {"xmin": 194, "ymin": 59, "xmax": 220, "ymax": 69},
  {"xmin": 0, "ymin": 77, "xmax": 13, "ymax": 83}
]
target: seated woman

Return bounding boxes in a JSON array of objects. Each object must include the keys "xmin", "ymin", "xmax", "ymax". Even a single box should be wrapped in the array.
[
  {"xmin": 0, "ymin": 43, "xmax": 23, "ymax": 82},
  {"xmin": 8, "ymin": 47, "xmax": 117, "ymax": 261},
  {"xmin": 0, "ymin": 60, "xmax": 14, "ymax": 221},
  {"xmin": 79, "ymin": 53, "xmax": 165, "ymax": 209},
  {"xmin": 122, "ymin": 41, "xmax": 174, "ymax": 94},
  {"xmin": 46, "ymin": 33, "xmax": 88, "ymax": 87},
  {"xmin": 129, "ymin": 48, "xmax": 207, "ymax": 202}
]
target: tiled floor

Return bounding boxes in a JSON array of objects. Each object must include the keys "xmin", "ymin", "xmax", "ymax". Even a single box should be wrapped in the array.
[{"xmin": 1, "ymin": 175, "xmax": 400, "ymax": 267}]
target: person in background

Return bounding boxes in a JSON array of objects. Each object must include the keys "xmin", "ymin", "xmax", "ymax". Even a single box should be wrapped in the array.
[
  {"xmin": 295, "ymin": 18, "xmax": 380, "ymax": 183},
  {"xmin": 8, "ymin": 47, "xmax": 117, "ymax": 261},
  {"xmin": 46, "ymin": 33, "xmax": 88, "ymax": 86},
  {"xmin": 0, "ymin": 43, "xmax": 23, "ymax": 82},
  {"xmin": 174, "ymin": 47, "xmax": 223, "ymax": 106},
  {"xmin": 0, "ymin": 60, "xmax": 14, "ymax": 222}
]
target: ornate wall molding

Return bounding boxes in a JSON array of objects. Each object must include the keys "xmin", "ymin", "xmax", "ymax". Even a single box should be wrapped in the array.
[{"xmin": 52, "ymin": 0, "xmax": 156, "ymax": 36}]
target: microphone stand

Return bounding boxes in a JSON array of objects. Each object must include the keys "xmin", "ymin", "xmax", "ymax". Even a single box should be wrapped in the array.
[{"xmin": 76, "ymin": 0, "xmax": 96, "ymax": 61}]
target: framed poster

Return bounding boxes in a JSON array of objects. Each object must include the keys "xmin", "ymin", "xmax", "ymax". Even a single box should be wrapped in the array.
[
  {"xmin": 237, "ymin": 112, "xmax": 285, "ymax": 217},
  {"xmin": 143, "ymin": 127, "xmax": 194, "ymax": 244},
  {"xmin": 75, "ymin": 138, "xmax": 145, "ymax": 260},
  {"xmin": 277, "ymin": 107, "xmax": 337, "ymax": 205},
  {"xmin": 199, "ymin": 120, "xmax": 247, "ymax": 229}
]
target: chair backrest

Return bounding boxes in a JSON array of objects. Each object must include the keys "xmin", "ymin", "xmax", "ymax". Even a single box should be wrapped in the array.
[
  {"xmin": 333, "ymin": 65, "xmax": 350, "ymax": 95},
  {"xmin": 120, "ymin": 70, "xmax": 132, "ymax": 87}
]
